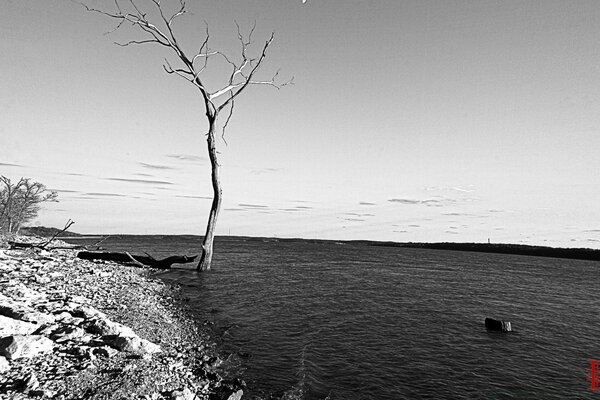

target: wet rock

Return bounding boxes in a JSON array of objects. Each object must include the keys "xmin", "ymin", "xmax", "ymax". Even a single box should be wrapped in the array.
[
  {"xmin": 227, "ymin": 390, "xmax": 244, "ymax": 400},
  {"xmin": 0, "ymin": 314, "xmax": 37, "ymax": 336},
  {"xmin": 0, "ymin": 335, "xmax": 54, "ymax": 360}
]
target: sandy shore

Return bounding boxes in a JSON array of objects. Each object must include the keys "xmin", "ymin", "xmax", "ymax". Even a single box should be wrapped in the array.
[{"xmin": 0, "ymin": 238, "xmax": 244, "ymax": 400}]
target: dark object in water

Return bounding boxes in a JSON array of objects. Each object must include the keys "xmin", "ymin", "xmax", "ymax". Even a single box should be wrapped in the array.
[
  {"xmin": 485, "ymin": 318, "xmax": 512, "ymax": 332},
  {"xmin": 77, "ymin": 251, "xmax": 197, "ymax": 269}
]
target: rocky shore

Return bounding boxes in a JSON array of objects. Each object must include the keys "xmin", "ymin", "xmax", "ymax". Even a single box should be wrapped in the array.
[{"xmin": 0, "ymin": 237, "xmax": 244, "ymax": 400}]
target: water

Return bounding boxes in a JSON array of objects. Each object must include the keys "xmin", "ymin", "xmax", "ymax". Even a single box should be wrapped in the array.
[{"xmin": 68, "ymin": 235, "xmax": 600, "ymax": 399}]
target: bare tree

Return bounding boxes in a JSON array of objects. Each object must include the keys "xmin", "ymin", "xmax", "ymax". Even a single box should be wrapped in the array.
[
  {"xmin": 80, "ymin": 0, "xmax": 290, "ymax": 271},
  {"xmin": 0, "ymin": 176, "xmax": 58, "ymax": 234}
]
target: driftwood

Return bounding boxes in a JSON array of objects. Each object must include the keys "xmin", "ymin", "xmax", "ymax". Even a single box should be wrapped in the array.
[
  {"xmin": 77, "ymin": 251, "xmax": 197, "ymax": 269},
  {"xmin": 8, "ymin": 220, "xmax": 75, "ymax": 250}
]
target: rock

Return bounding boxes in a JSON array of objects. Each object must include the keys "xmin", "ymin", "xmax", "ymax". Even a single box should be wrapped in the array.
[
  {"xmin": 170, "ymin": 388, "xmax": 195, "ymax": 400},
  {"xmin": 23, "ymin": 372, "xmax": 40, "ymax": 391},
  {"xmin": 0, "ymin": 315, "xmax": 38, "ymax": 336},
  {"xmin": 484, "ymin": 317, "xmax": 512, "ymax": 332},
  {"xmin": 0, "ymin": 335, "xmax": 54, "ymax": 360},
  {"xmin": 71, "ymin": 305, "xmax": 106, "ymax": 320},
  {"xmin": 50, "ymin": 325, "xmax": 86, "ymax": 342},
  {"xmin": 0, "ymin": 299, "xmax": 55, "ymax": 325},
  {"xmin": 227, "ymin": 390, "xmax": 244, "ymax": 400},
  {"xmin": 0, "ymin": 355, "xmax": 10, "ymax": 373},
  {"xmin": 92, "ymin": 346, "xmax": 118, "ymax": 358},
  {"xmin": 107, "ymin": 335, "xmax": 162, "ymax": 355},
  {"xmin": 87, "ymin": 317, "xmax": 137, "ymax": 338}
]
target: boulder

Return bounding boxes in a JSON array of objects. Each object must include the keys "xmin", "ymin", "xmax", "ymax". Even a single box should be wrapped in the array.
[
  {"xmin": 0, "ymin": 298, "xmax": 55, "ymax": 325},
  {"xmin": 0, "ymin": 335, "xmax": 54, "ymax": 360},
  {"xmin": 0, "ymin": 355, "xmax": 10, "ymax": 373},
  {"xmin": 170, "ymin": 388, "xmax": 195, "ymax": 400},
  {"xmin": 107, "ymin": 335, "xmax": 162, "ymax": 355},
  {"xmin": 50, "ymin": 325, "xmax": 86, "ymax": 342},
  {"xmin": 0, "ymin": 315, "xmax": 38, "ymax": 336},
  {"xmin": 87, "ymin": 317, "xmax": 136, "ymax": 338}
]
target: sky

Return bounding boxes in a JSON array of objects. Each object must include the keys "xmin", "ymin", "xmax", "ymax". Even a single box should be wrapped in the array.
[{"xmin": 2, "ymin": 0, "xmax": 600, "ymax": 248}]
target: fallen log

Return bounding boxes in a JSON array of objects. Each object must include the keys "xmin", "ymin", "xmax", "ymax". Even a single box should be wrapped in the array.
[{"xmin": 76, "ymin": 251, "xmax": 197, "ymax": 269}]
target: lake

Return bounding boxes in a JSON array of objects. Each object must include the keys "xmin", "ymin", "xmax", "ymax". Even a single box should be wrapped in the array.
[{"xmin": 67, "ymin": 235, "xmax": 600, "ymax": 399}]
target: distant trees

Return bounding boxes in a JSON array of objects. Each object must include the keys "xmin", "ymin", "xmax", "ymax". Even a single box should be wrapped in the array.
[
  {"xmin": 81, "ymin": 0, "xmax": 290, "ymax": 271},
  {"xmin": 0, "ymin": 176, "xmax": 57, "ymax": 235}
]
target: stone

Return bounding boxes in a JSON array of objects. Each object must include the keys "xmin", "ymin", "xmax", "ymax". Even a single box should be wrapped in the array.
[
  {"xmin": 0, "ymin": 335, "xmax": 54, "ymax": 360},
  {"xmin": 50, "ymin": 325, "xmax": 86, "ymax": 342},
  {"xmin": 88, "ymin": 317, "xmax": 136, "ymax": 338},
  {"xmin": 484, "ymin": 317, "xmax": 512, "ymax": 332},
  {"xmin": 0, "ymin": 315, "xmax": 37, "ymax": 336},
  {"xmin": 227, "ymin": 390, "xmax": 244, "ymax": 400},
  {"xmin": 170, "ymin": 388, "xmax": 195, "ymax": 400},
  {"xmin": 108, "ymin": 335, "xmax": 161, "ymax": 355},
  {"xmin": 0, "ymin": 299, "xmax": 55, "ymax": 325},
  {"xmin": 92, "ymin": 346, "xmax": 118, "ymax": 358},
  {"xmin": 0, "ymin": 355, "xmax": 10, "ymax": 373}
]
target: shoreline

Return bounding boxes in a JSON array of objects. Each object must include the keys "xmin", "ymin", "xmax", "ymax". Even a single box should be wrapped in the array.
[
  {"xmin": 0, "ymin": 237, "xmax": 245, "ymax": 400},
  {"xmin": 60, "ymin": 234, "xmax": 600, "ymax": 262}
]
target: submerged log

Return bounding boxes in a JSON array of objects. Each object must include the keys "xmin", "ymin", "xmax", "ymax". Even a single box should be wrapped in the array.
[
  {"xmin": 77, "ymin": 251, "xmax": 197, "ymax": 269},
  {"xmin": 485, "ymin": 317, "xmax": 512, "ymax": 332}
]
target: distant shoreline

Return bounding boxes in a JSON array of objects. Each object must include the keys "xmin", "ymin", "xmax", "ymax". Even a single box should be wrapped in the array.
[{"xmin": 61, "ymin": 234, "xmax": 600, "ymax": 262}]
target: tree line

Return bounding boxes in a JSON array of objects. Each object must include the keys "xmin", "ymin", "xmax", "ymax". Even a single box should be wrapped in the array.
[{"xmin": 0, "ymin": 176, "xmax": 57, "ymax": 235}]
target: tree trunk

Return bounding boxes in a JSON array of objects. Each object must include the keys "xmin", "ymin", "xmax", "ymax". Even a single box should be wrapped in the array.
[{"xmin": 197, "ymin": 117, "xmax": 222, "ymax": 271}]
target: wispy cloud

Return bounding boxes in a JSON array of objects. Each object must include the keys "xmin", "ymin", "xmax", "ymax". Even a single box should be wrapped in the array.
[
  {"xmin": 0, "ymin": 162, "xmax": 23, "ymax": 167},
  {"xmin": 251, "ymin": 168, "xmax": 282, "ymax": 175},
  {"xmin": 359, "ymin": 201, "xmax": 376, "ymax": 206},
  {"xmin": 239, "ymin": 203, "xmax": 269, "ymax": 208},
  {"xmin": 139, "ymin": 162, "xmax": 176, "ymax": 170},
  {"xmin": 84, "ymin": 192, "xmax": 128, "ymax": 197},
  {"xmin": 177, "ymin": 195, "xmax": 212, "ymax": 199},
  {"xmin": 166, "ymin": 154, "xmax": 206, "ymax": 162},
  {"xmin": 389, "ymin": 197, "xmax": 456, "ymax": 207},
  {"xmin": 344, "ymin": 218, "xmax": 365, "ymax": 222},
  {"xmin": 50, "ymin": 189, "xmax": 80, "ymax": 193},
  {"xmin": 107, "ymin": 177, "xmax": 174, "ymax": 185},
  {"xmin": 295, "ymin": 206, "xmax": 313, "ymax": 209},
  {"xmin": 345, "ymin": 212, "xmax": 375, "ymax": 217}
]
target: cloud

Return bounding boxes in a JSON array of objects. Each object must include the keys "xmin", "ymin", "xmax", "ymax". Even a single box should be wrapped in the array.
[
  {"xmin": 294, "ymin": 206, "xmax": 313, "ymax": 209},
  {"xmin": 238, "ymin": 203, "xmax": 269, "ymax": 208},
  {"xmin": 50, "ymin": 189, "xmax": 80, "ymax": 193},
  {"xmin": 345, "ymin": 212, "xmax": 374, "ymax": 217},
  {"xmin": 445, "ymin": 230, "xmax": 459, "ymax": 234},
  {"xmin": 139, "ymin": 162, "xmax": 176, "ymax": 170},
  {"xmin": 84, "ymin": 192, "xmax": 128, "ymax": 197},
  {"xmin": 0, "ymin": 162, "xmax": 23, "ymax": 167},
  {"xmin": 425, "ymin": 185, "xmax": 475, "ymax": 193},
  {"xmin": 408, "ymin": 224, "xmax": 420, "ymax": 227},
  {"xmin": 166, "ymin": 154, "xmax": 206, "ymax": 162},
  {"xmin": 176, "ymin": 195, "xmax": 212, "ymax": 199},
  {"xmin": 251, "ymin": 168, "xmax": 282, "ymax": 175},
  {"xmin": 388, "ymin": 198, "xmax": 421, "ymax": 205},
  {"xmin": 134, "ymin": 173, "xmax": 155, "ymax": 177},
  {"xmin": 224, "ymin": 208, "xmax": 246, "ymax": 212},
  {"xmin": 107, "ymin": 177, "xmax": 174, "ymax": 185},
  {"xmin": 388, "ymin": 197, "xmax": 456, "ymax": 207},
  {"xmin": 359, "ymin": 201, "xmax": 376, "ymax": 206},
  {"xmin": 344, "ymin": 218, "xmax": 365, "ymax": 222}
]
